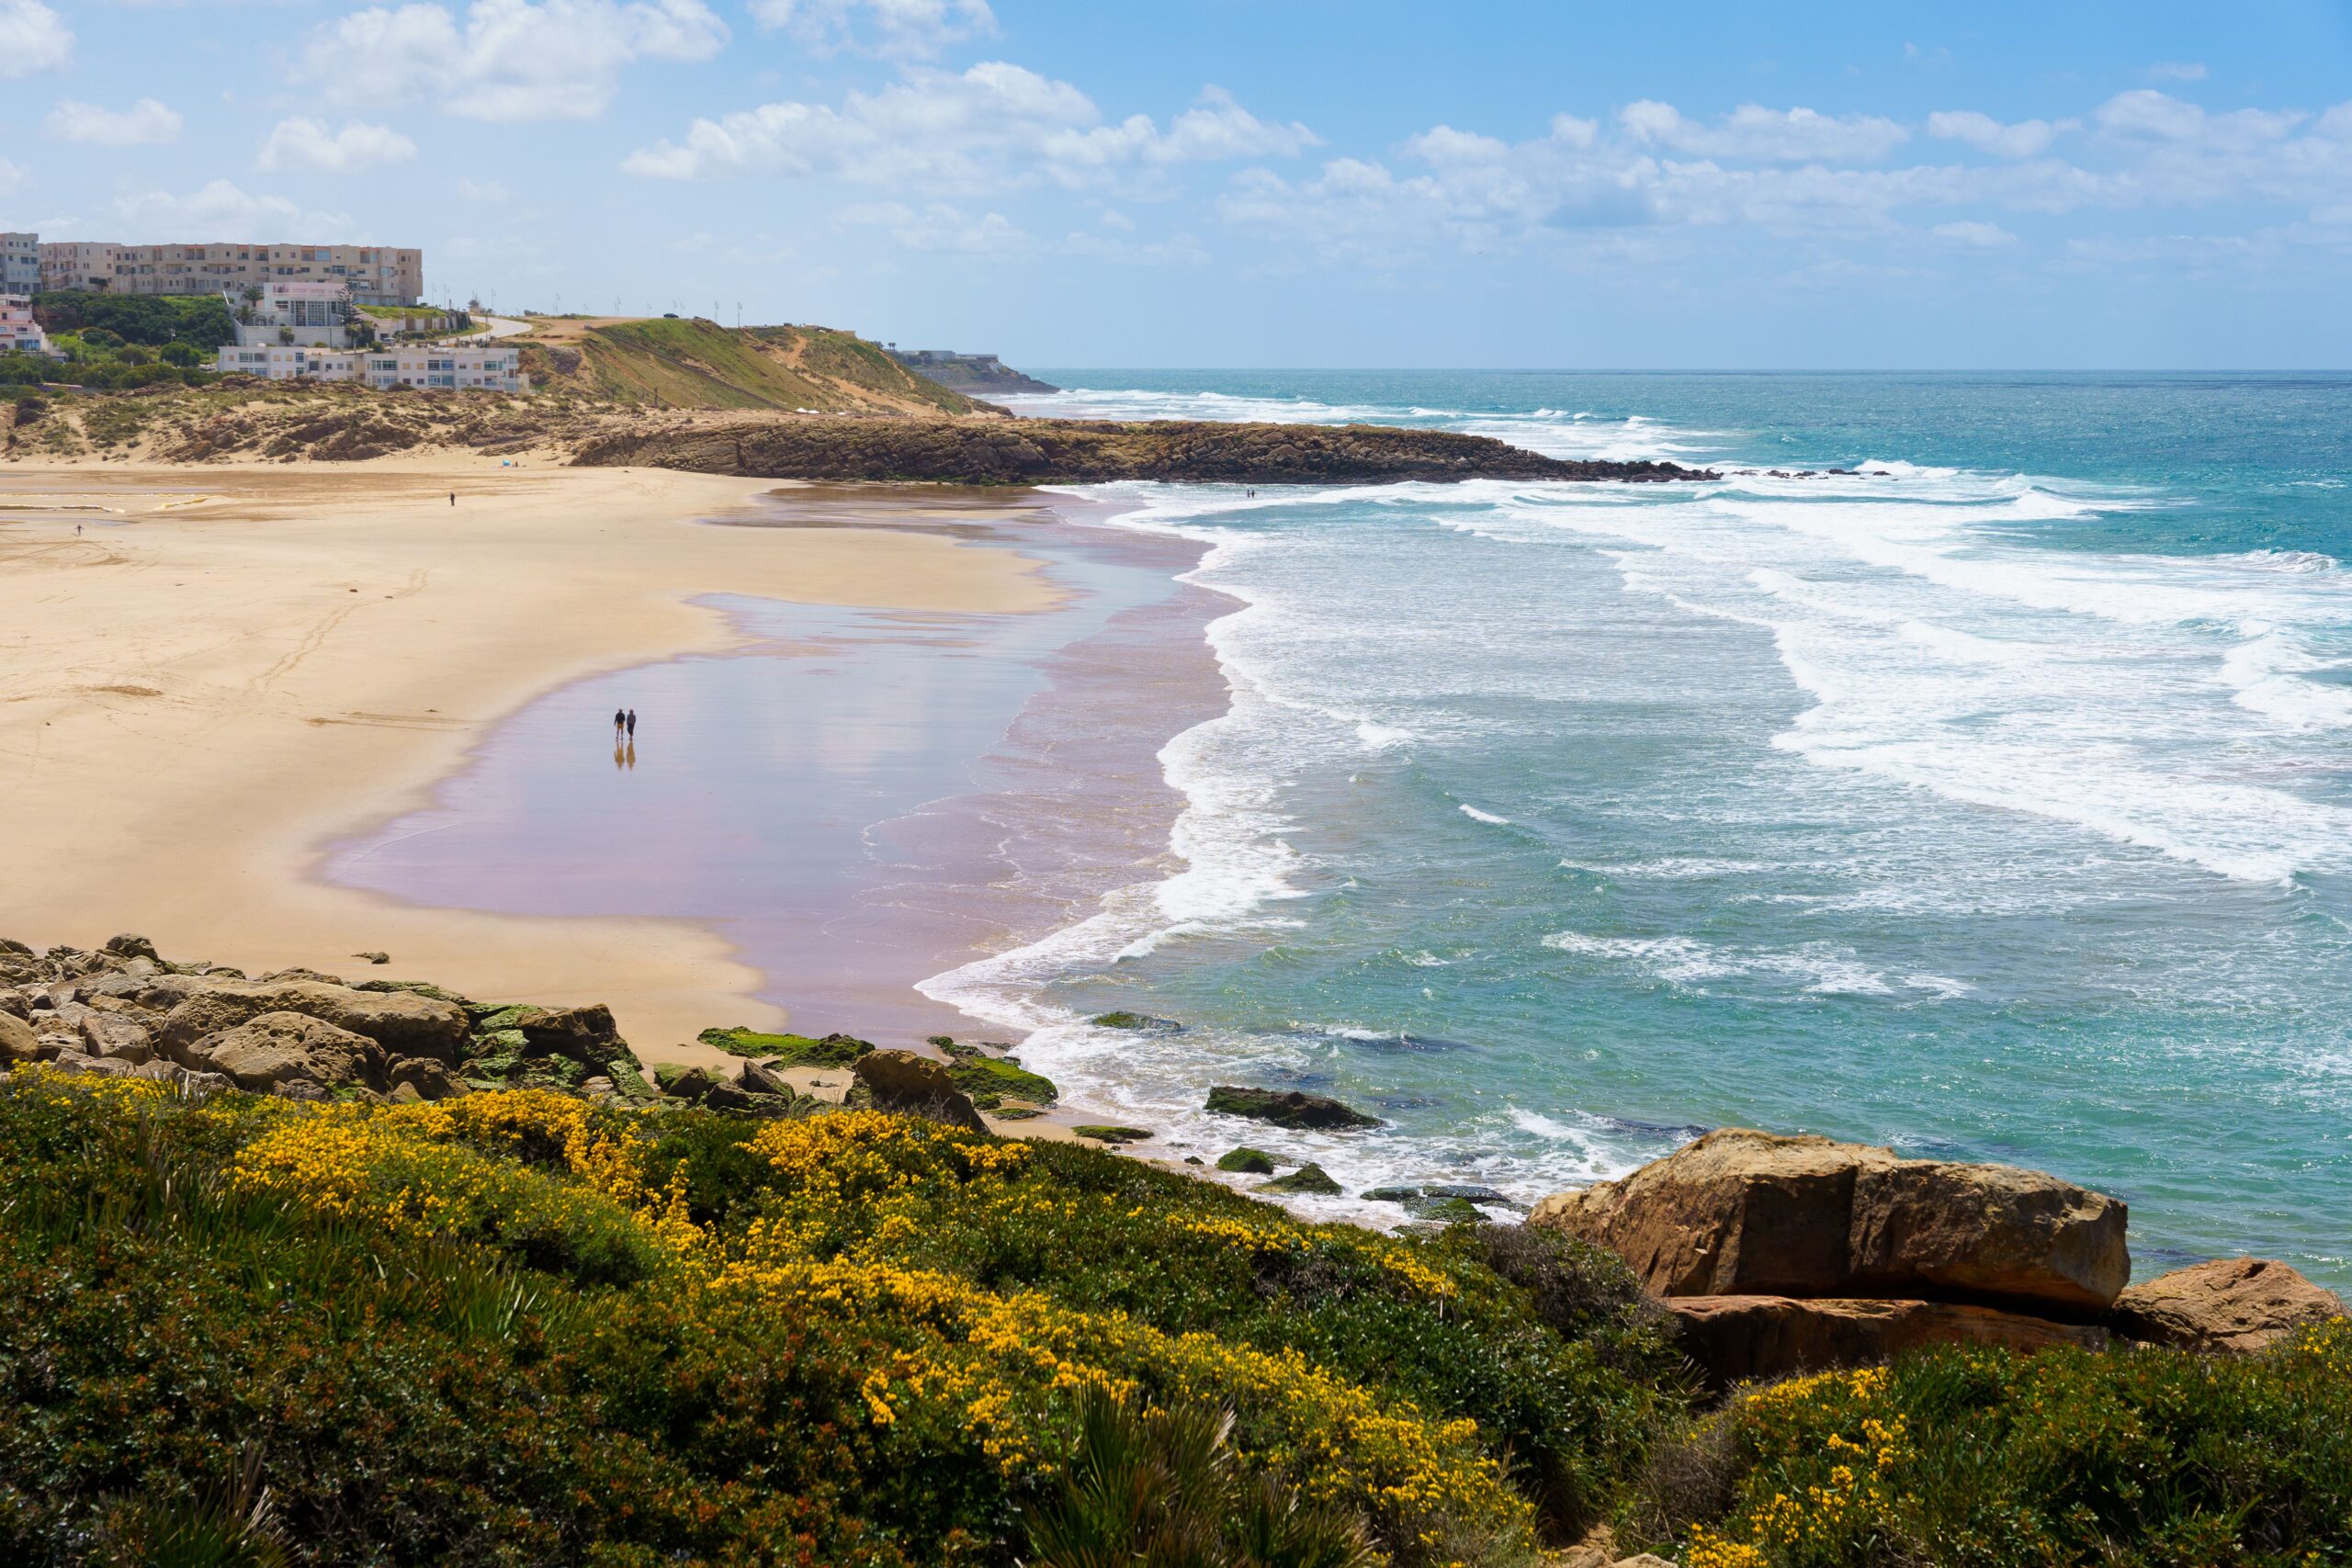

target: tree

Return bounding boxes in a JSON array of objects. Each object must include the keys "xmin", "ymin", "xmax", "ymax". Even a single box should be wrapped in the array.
[{"xmin": 160, "ymin": 342, "xmax": 201, "ymax": 367}]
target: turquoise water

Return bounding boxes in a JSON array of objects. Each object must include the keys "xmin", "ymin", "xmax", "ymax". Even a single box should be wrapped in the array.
[{"xmin": 925, "ymin": 372, "xmax": 2352, "ymax": 1283}]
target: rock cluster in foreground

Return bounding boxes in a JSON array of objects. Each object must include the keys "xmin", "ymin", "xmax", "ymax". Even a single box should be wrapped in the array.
[
  {"xmin": 573, "ymin": 414, "xmax": 1719, "ymax": 486},
  {"xmin": 1532, "ymin": 1128, "xmax": 2345, "ymax": 1387}
]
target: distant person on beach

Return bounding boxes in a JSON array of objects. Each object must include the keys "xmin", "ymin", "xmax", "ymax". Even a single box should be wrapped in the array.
[
  {"xmin": 448, "ymin": 492, "xmax": 456, "ymax": 506},
  {"xmin": 626, "ymin": 708, "xmax": 637, "ymax": 739},
  {"xmin": 613, "ymin": 707, "xmax": 626, "ymax": 739}
]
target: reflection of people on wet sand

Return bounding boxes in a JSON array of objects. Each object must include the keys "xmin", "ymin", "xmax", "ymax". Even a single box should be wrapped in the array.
[
  {"xmin": 613, "ymin": 740, "xmax": 625, "ymax": 771},
  {"xmin": 626, "ymin": 708, "xmax": 637, "ymax": 739},
  {"xmin": 625, "ymin": 740, "xmax": 636, "ymax": 770}
]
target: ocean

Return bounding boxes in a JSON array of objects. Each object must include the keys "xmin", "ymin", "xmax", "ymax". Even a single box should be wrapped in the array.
[{"xmin": 920, "ymin": 371, "xmax": 2352, "ymax": 1285}]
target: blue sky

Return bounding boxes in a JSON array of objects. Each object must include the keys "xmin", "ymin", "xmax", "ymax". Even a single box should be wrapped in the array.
[{"xmin": 5, "ymin": 0, "xmax": 2351, "ymax": 367}]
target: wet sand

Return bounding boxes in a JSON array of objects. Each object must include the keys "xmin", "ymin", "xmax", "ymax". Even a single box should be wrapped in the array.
[
  {"xmin": 328, "ymin": 486, "xmax": 1229, "ymax": 1072},
  {"xmin": 0, "ymin": 464, "xmax": 1057, "ymax": 1054}
]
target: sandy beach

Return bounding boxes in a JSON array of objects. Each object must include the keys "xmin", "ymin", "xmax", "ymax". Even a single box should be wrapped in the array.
[{"xmin": 0, "ymin": 459, "xmax": 1058, "ymax": 1063}]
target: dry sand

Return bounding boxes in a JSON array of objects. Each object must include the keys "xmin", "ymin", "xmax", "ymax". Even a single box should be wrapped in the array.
[{"xmin": 0, "ymin": 459, "xmax": 1057, "ymax": 1064}]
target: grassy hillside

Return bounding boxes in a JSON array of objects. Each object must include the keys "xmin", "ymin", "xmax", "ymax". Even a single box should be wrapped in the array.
[{"xmin": 518, "ymin": 317, "xmax": 982, "ymax": 416}]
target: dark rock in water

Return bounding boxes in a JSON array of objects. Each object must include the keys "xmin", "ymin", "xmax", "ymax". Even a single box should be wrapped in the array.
[
  {"xmin": 1216, "ymin": 1146, "xmax": 1278, "ymax": 1175},
  {"xmin": 1089, "ymin": 1011, "xmax": 1183, "ymax": 1032},
  {"xmin": 1073, "ymin": 1124, "xmax": 1154, "ymax": 1145},
  {"xmin": 1259, "ymin": 1163, "xmax": 1342, "ymax": 1195},
  {"xmin": 1206, "ymin": 1085, "xmax": 1382, "ymax": 1131},
  {"xmin": 851, "ymin": 1049, "xmax": 987, "ymax": 1132},
  {"xmin": 1363, "ymin": 1182, "xmax": 1518, "ymax": 1220}
]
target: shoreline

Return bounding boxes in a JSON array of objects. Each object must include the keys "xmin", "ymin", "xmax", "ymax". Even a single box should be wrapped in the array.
[{"xmin": 0, "ymin": 460, "xmax": 1060, "ymax": 1060}]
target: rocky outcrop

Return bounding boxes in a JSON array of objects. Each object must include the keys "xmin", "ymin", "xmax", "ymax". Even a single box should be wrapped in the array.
[
  {"xmin": 189, "ymin": 1011, "xmax": 385, "ymax": 1095},
  {"xmin": 1664, "ymin": 1295, "xmax": 2108, "ymax": 1392},
  {"xmin": 158, "ymin": 980, "xmax": 469, "ymax": 1064},
  {"xmin": 849, "ymin": 1049, "xmax": 987, "ymax": 1132},
  {"xmin": 1530, "ymin": 1128, "xmax": 2127, "ymax": 1314},
  {"xmin": 2109, "ymin": 1258, "xmax": 2346, "ymax": 1353},
  {"xmin": 1260, "ymin": 1163, "xmax": 1342, "ymax": 1195},
  {"xmin": 1206, "ymin": 1086, "xmax": 1383, "ymax": 1131},
  {"xmin": 574, "ymin": 416, "xmax": 1719, "ymax": 488}
]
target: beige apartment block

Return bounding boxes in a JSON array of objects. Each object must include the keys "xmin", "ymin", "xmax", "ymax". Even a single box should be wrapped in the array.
[{"xmin": 39, "ymin": 243, "xmax": 423, "ymax": 305}]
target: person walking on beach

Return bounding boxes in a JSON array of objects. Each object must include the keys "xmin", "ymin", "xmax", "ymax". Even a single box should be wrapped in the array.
[
  {"xmin": 625, "ymin": 708, "xmax": 637, "ymax": 740},
  {"xmin": 613, "ymin": 706, "xmax": 626, "ymax": 739}
]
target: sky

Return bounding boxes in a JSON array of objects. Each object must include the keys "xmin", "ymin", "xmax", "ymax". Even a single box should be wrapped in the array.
[{"xmin": 4, "ymin": 0, "xmax": 2351, "ymax": 368}]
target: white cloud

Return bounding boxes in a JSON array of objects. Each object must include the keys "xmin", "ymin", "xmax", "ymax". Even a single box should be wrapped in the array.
[
  {"xmin": 1931, "ymin": 220, "xmax": 2018, "ymax": 247},
  {"xmin": 2149, "ymin": 61, "xmax": 2208, "ymax": 83},
  {"xmin": 0, "ymin": 158, "xmax": 28, "ymax": 196},
  {"xmin": 1927, "ymin": 110, "xmax": 2060, "ymax": 159},
  {"xmin": 458, "ymin": 176, "xmax": 511, "ymax": 200},
  {"xmin": 114, "ymin": 179, "xmax": 358, "ymax": 237},
  {"xmin": 1620, "ymin": 100, "xmax": 1910, "ymax": 162},
  {"xmin": 256, "ymin": 118, "xmax": 418, "ymax": 172},
  {"xmin": 45, "ymin": 97, "xmax": 184, "ymax": 145},
  {"xmin": 749, "ymin": 0, "xmax": 990, "ymax": 59},
  {"xmin": 839, "ymin": 199, "xmax": 1030, "ymax": 254},
  {"xmin": 624, "ymin": 63, "xmax": 1314, "ymax": 188},
  {"xmin": 0, "ymin": 0, "xmax": 73, "ymax": 75},
  {"xmin": 298, "ymin": 0, "xmax": 727, "ymax": 122}
]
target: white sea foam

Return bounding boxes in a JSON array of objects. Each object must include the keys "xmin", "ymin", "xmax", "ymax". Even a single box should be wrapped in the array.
[{"xmin": 1459, "ymin": 804, "xmax": 1511, "ymax": 825}]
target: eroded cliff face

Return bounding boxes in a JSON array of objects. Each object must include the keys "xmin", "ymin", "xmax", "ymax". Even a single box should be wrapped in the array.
[{"xmin": 571, "ymin": 414, "xmax": 1719, "ymax": 485}]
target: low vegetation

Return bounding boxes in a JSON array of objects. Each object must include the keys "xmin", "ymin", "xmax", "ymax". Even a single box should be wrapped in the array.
[
  {"xmin": 0, "ymin": 1061, "xmax": 2346, "ymax": 1564},
  {"xmin": 518, "ymin": 316, "xmax": 980, "ymax": 415}
]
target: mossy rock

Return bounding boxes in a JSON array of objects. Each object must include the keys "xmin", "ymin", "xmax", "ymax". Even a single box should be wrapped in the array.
[
  {"xmin": 945, "ymin": 1055, "xmax": 1057, "ymax": 1105},
  {"xmin": 989, "ymin": 1105, "xmax": 1042, "ymax": 1122},
  {"xmin": 353, "ymin": 978, "xmax": 469, "ymax": 1005},
  {"xmin": 1258, "ymin": 1163, "xmax": 1342, "ymax": 1196},
  {"xmin": 1205, "ymin": 1085, "xmax": 1381, "ymax": 1131},
  {"xmin": 473, "ymin": 1004, "xmax": 550, "ymax": 1032},
  {"xmin": 1088, "ymin": 1011, "xmax": 1182, "ymax": 1032},
  {"xmin": 464, "ymin": 1053, "xmax": 524, "ymax": 1081},
  {"xmin": 1216, "ymin": 1147, "xmax": 1279, "ymax": 1175},
  {"xmin": 697, "ymin": 1026, "xmax": 873, "ymax": 1066},
  {"xmin": 1415, "ymin": 1196, "xmax": 1490, "ymax": 1225},
  {"xmin": 1072, "ymin": 1124, "xmax": 1153, "ymax": 1145},
  {"xmin": 470, "ymin": 1028, "xmax": 531, "ymax": 1057}
]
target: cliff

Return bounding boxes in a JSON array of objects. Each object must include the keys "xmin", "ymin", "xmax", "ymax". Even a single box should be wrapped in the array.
[
  {"xmin": 571, "ymin": 413, "xmax": 1716, "ymax": 486},
  {"xmin": 887, "ymin": 348, "xmax": 1060, "ymax": 395}
]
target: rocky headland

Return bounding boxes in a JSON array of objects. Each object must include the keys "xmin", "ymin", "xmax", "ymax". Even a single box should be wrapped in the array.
[{"xmin": 571, "ymin": 414, "xmax": 1717, "ymax": 486}]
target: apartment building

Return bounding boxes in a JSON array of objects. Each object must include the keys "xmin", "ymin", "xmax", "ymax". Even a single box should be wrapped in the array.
[
  {"xmin": 215, "ymin": 343, "xmax": 526, "ymax": 393},
  {"xmin": 41, "ymin": 242, "xmax": 423, "ymax": 305},
  {"xmin": 227, "ymin": 280, "xmax": 357, "ymax": 348},
  {"xmin": 2, "ymin": 296, "xmax": 59, "ymax": 358},
  {"xmin": 0, "ymin": 233, "xmax": 38, "ymax": 296}
]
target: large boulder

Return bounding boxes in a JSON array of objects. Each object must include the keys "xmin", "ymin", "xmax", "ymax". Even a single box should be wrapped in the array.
[
  {"xmin": 77, "ymin": 1013, "xmax": 154, "ymax": 1064},
  {"xmin": 2109, "ymin": 1258, "xmax": 2346, "ymax": 1354},
  {"xmin": 851, "ymin": 1050, "xmax": 987, "ymax": 1132},
  {"xmin": 158, "ymin": 980, "xmax": 469, "ymax": 1064},
  {"xmin": 1529, "ymin": 1129, "xmax": 2129, "ymax": 1314},
  {"xmin": 188, "ymin": 1011, "xmax": 387, "ymax": 1094},
  {"xmin": 0, "ymin": 1010, "xmax": 38, "ymax": 1065},
  {"xmin": 1204, "ymin": 1085, "xmax": 1382, "ymax": 1131},
  {"xmin": 1666, "ymin": 1294, "xmax": 2109, "ymax": 1390}
]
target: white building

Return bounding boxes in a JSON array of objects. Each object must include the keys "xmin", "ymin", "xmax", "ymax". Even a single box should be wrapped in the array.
[
  {"xmin": 1, "ymin": 295, "xmax": 58, "ymax": 359},
  {"xmin": 215, "ymin": 342, "xmax": 527, "ymax": 393},
  {"xmin": 0, "ymin": 233, "xmax": 38, "ymax": 297},
  {"xmin": 227, "ymin": 279, "xmax": 356, "ymax": 347}
]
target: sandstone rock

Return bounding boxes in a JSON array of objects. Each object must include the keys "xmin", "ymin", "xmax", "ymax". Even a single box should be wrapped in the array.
[
  {"xmin": 103, "ymin": 934, "xmax": 161, "ymax": 964},
  {"xmin": 78, "ymin": 1013, "xmax": 154, "ymax": 1064},
  {"xmin": 159, "ymin": 981, "xmax": 469, "ymax": 1064},
  {"xmin": 850, "ymin": 1049, "xmax": 986, "ymax": 1132},
  {"xmin": 390, "ymin": 1082, "xmax": 425, "ymax": 1105},
  {"xmin": 190, "ymin": 1011, "xmax": 386, "ymax": 1094},
  {"xmin": 2109, "ymin": 1258, "xmax": 2346, "ymax": 1353},
  {"xmin": 388, "ymin": 1057, "xmax": 463, "ymax": 1101},
  {"xmin": 653, "ymin": 1063, "xmax": 718, "ymax": 1101},
  {"xmin": 1205, "ymin": 1085, "xmax": 1382, "ymax": 1131},
  {"xmin": 739, "ymin": 1058, "xmax": 795, "ymax": 1099},
  {"xmin": 514, "ymin": 1003, "xmax": 640, "ymax": 1073},
  {"xmin": 0, "ymin": 1010, "xmax": 38, "ymax": 1065},
  {"xmin": 47, "ymin": 1051, "xmax": 140, "ymax": 1078},
  {"xmin": 1529, "ymin": 1128, "xmax": 2128, "ymax": 1313},
  {"xmin": 1667, "ymin": 1294, "xmax": 2108, "ymax": 1390}
]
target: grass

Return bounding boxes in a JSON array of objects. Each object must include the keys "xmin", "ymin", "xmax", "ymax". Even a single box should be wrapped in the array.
[
  {"xmin": 696, "ymin": 1025, "xmax": 873, "ymax": 1066},
  {"xmin": 526, "ymin": 318, "xmax": 978, "ymax": 414}
]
